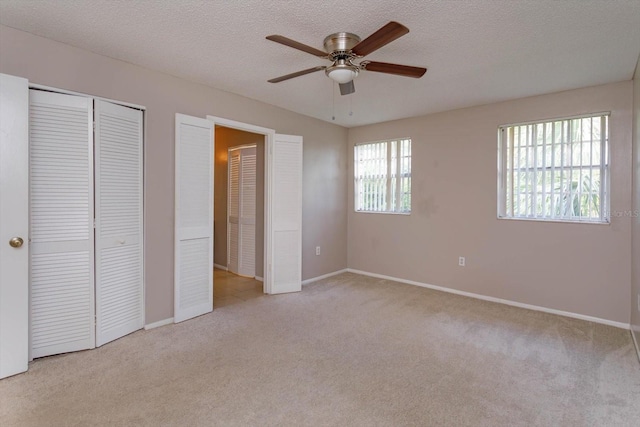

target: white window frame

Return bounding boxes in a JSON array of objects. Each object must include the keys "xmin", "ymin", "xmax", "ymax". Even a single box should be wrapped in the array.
[
  {"xmin": 497, "ymin": 112, "xmax": 610, "ymax": 224},
  {"xmin": 354, "ymin": 138, "xmax": 411, "ymax": 214}
]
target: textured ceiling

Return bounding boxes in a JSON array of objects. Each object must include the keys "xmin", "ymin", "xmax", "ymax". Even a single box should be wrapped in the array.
[{"xmin": 1, "ymin": 0, "xmax": 639, "ymax": 127}]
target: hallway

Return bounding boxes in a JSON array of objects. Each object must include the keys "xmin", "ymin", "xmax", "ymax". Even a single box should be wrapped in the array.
[{"xmin": 213, "ymin": 269, "xmax": 264, "ymax": 308}]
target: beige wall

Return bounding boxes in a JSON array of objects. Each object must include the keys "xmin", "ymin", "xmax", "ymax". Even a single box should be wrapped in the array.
[
  {"xmin": 348, "ymin": 82, "xmax": 633, "ymax": 324},
  {"xmin": 632, "ymin": 56, "xmax": 640, "ymax": 349},
  {"xmin": 0, "ymin": 25, "xmax": 348, "ymax": 324},
  {"xmin": 213, "ymin": 126, "xmax": 265, "ymax": 278}
]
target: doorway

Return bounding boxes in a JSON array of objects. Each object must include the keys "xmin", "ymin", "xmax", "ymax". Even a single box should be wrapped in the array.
[
  {"xmin": 213, "ymin": 130, "xmax": 265, "ymax": 282},
  {"xmin": 214, "ymin": 127, "xmax": 265, "ymax": 301},
  {"xmin": 174, "ymin": 114, "xmax": 303, "ymax": 323},
  {"xmin": 206, "ymin": 116, "xmax": 304, "ymax": 295}
]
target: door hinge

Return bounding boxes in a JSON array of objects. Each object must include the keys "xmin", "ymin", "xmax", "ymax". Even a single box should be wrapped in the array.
[
  {"xmin": 93, "ymin": 121, "xmax": 96, "ymax": 131},
  {"xmin": 93, "ymin": 219, "xmax": 96, "ymax": 229}
]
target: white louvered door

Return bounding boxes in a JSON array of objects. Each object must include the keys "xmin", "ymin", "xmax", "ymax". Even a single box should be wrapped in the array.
[
  {"xmin": 227, "ymin": 146, "xmax": 256, "ymax": 277},
  {"xmin": 94, "ymin": 100, "xmax": 143, "ymax": 346},
  {"xmin": 269, "ymin": 134, "xmax": 302, "ymax": 294},
  {"xmin": 174, "ymin": 114, "xmax": 213, "ymax": 323},
  {"xmin": 29, "ymin": 90, "xmax": 95, "ymax": 358},
  {"xmin": 227, "ymin": 150, "xmax": 240, "ymax": 274},
  {"xmin": 239, "ymin": 147, "xmax": 256, "ymax": 277}
]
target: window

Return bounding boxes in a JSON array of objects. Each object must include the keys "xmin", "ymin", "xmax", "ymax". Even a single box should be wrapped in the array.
[
  {"xmin": 498, "ymin": 113, "xmax": 609, "ymax": 223},
  {"xmin": 354, "ymin": 138, "xmax": 411, "ymax": 213}
]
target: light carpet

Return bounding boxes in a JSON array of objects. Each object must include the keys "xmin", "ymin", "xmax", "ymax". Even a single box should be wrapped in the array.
[{"xmin": 1, "ymin": 272, "xmax": 639, "ymax": 426}]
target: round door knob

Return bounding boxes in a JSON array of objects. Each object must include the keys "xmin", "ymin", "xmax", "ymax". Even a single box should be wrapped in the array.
[{"xmin": 9, "ymin": 237, "xmax": 24, "ymax": 248}]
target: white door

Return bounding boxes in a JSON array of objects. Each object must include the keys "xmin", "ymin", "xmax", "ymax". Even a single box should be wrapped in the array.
[
  {"xmin": 0, "ymin": 74, "xmax": 29, "ymax": 379},
  {"xmin": 269, "ymin": 134, "xmax": 302, "ymax": 294},
  {"xmin": 29, "ymin": 90, "xmax": 95, "ymax": 359},
  {"xmin": 94, "ymin": 100, "xmax": 144, "ymax": 346},
  {"xmin": 239, "ymin": 146, "xmax": 257, "ymax": 277},
  {"xmin": 174, "ymin": 114, "xmax": 213, "ymax": 323},
  {"xmin": 227, "ymin": 146, "xmax": 256, "ymax": 277},
  {"xmin": 227, "ymin": 149, "xmax": 240, "ymax": 274}
]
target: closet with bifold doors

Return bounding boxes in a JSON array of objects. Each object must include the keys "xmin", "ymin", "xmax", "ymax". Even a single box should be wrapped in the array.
[{"xmin": 29, "ymin": 89, "xmax": 144, "ymax": 359}]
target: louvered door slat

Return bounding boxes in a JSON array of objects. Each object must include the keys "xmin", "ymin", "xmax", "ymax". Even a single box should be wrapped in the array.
[
  {"xmin": 228, "ymin": 151, "xmax": 240, "ymax": 274},
  {"xmin": 240, "ymin": 225, "xmax": 256, "ymax": 276},
  {"xmin": 174, "ymin": 114, "xmax": 213, "ymax": 323},
  {"xmin": 95, "ymin": 100, "xmax": 144, "ymax": 347},
  {"xmin": 29, "ymin": 90, "xmax": 95, "ymax": 359},
  {"xmin": 228, "ymin": 222, "xmax": 239, "ymax": 273},
  {"xmin": 270, "ymin": 135, "xmax": 302, "ymax": 294},
  {"xmin": 239, "ymin": 149, "xmax": 256, "ymax": 277}
]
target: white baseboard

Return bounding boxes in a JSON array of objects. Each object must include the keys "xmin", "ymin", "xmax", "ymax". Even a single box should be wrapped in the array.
[
  {"xmin": 255, "ymin": 276, "xmax": 264, "ymax": 282},
  {"xmin": 347, "ymin": 269, "xmax": 630, "ymax": 330},
  {"xmin": 302, "ymin": 269, "xmax": 349, "ymax": 285},
  {"xmin": 144, "ymin": 317, "xmax": 174, "ymax": 330},
  {"xmin": 214, "ymin": 264, "xmax": 227, "ymax": 271}
]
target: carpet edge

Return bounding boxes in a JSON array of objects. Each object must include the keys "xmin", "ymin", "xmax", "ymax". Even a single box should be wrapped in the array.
[
  {"xmin": 347, "ymin": 268, "xmax": 630, "ymax": 330},
  {"xmin": 302, "ymin": 269, "xmax": 349, "ymax": 285}
]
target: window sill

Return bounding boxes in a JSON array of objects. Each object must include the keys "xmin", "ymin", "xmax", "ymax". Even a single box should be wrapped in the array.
[
  {"xmin": 497, "ymin": 216, "xmax": 610, "ymax": 225},
  {"xmin": 354, "ymin": 210, "xmax": 411, "ymax": 216}
]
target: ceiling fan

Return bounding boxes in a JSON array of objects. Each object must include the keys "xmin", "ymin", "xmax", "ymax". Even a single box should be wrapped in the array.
[{"xmin": 266, "ymin": 21, "xmax": 427, "ymax": 95}]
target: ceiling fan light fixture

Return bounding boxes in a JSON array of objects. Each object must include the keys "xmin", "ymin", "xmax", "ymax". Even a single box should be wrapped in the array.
[
  {"xmin": 325, "ymin": 61, "xmax": 359, "ymax": 84},
  {"xmin": 327, "ymin": 68, "xmax": 358, "ymax": 84}
]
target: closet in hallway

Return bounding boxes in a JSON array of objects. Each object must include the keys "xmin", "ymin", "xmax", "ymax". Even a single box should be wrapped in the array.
[{"xmin": 214, "ymin": 126, "xmax": 264, "ymax": 282}]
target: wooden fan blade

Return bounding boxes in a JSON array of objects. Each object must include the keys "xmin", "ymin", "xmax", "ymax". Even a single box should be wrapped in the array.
[
  {"xmin": 268, "ymin": 66, "xmax": 326, "ymax": 83},
  {"xmin": 266, "ymin": 35, "xmax": 328, "ymax": 57},
  {"xmin": 351, "ymin": 21, "xmax": 409, "ymax": 57},
  {"xmin": 364, "ymin": 61, "xmax": 427, "ymax": 78},
  {"xmin": 339, "ymin": 81, "xmax": 355, "ymax": 96}
]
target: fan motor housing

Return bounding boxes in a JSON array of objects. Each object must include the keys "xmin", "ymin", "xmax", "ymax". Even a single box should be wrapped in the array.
[{"xmin": 323, "ymin": 32, "xmax": 361, "ymax": 54}]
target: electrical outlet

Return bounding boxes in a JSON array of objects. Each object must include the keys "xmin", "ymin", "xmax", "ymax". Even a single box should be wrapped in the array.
[
  {"xmin": 458, "ymin": 256, "xmax": 465, "ymax": 267},
  {"xmin": 316, "ymin": 246, "xmax": 321, "ymax": 256}
]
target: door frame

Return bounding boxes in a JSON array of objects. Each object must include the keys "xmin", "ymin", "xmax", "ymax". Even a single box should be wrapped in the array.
[{"xmin": 206, "ymin": 116, "xmax": 274, "ymax": 294}]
